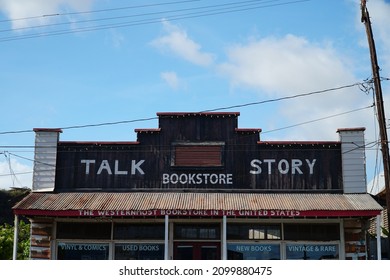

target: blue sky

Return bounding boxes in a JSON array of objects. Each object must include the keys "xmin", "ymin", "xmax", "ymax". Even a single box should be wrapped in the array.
[{"xmin": 0, "ymin": 0, "xmax": 389, "ymax": 194}]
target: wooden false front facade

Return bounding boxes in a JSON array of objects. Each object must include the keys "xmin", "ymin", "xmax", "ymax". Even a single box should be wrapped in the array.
[{"xmin": 13, "ymin": 112, "xmax": 382, "ymax": 260}]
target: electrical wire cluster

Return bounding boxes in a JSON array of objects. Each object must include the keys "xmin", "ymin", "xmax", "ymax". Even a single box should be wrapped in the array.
[
  {"xmin": 0, "ymin": 80, "xmax": 381, "ymax": 136},
  {"xmin": 0, "ymin": 0, "xmax": 310, "ymax": 43}
]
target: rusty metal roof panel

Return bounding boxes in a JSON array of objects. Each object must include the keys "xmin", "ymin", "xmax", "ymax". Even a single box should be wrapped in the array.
[{"xmin": 13, "ymin": 192, "xmax": 383, "ymax": 214}]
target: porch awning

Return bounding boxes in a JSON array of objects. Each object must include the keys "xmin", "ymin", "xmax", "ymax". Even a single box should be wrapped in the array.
[{"xmin": 13, "ymin": 192, "xmax": 383, "ymax": 218}]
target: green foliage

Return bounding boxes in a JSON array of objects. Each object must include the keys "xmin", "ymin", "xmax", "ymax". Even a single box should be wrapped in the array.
[
  {"xmin": 0, "ymin": 187, "xmax": 30, "ymax": 225},
  {"xmin": 0, "ymin": 221, "xmax": 30, "ymax": 260},
  {"xmin": 382, "ymin": 226, "xmax": 389, "ymax": 237}
]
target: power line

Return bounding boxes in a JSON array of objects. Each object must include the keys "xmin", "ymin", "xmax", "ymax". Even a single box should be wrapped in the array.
[
  {"xmin": 0, "ymin": 102, "xmax": 376, "ymax": 151},
  {"xmin": 0, "ymin": 171, "xmax": 33, "ymax": 177},
  {"xmin": 0, "ymin": 0, "xmax": 201, "ymax": 23},
  {"xmin": 0, "ymin": 0, "xmax": 287, "ymax": 33},
  {"xmin": 0, "ymin": 129, "xmax": 33, "ymax": 135},
  {"xmin": 0, "ymin": 101, "xmax": 379, "ymax": 180},
  {"xmin": 201, "ymin": 82, "xmax": 364, "ymax": 113},
  {"xmin": 0, "ymin": 0, "xmax": 310, "ymax": 42},
  {"xmin": 261, "ymin": 104, "xmax": 374, "ymax": 134},
  {"xmin": 0, "ymin": 80, "xmax": 371, "ymax": 136},
  {"xmin": 1, "ymin": 152, "xmax": 26, "ymax": 188}
]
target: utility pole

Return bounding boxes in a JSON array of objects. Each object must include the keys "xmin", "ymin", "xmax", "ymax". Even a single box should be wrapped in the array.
[{"xmin": 361, "ymin": 0, "xmax": 390, "ymax": 259}]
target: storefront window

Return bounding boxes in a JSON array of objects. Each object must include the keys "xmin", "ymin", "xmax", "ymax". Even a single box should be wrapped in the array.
[
  {"xmin": 285, "ymin": 244, "xmax": 339, "ymax": 260},
  {"xmin": 56, "ymin": 222, "xmax": 111, "ymax": 239},
  {"xmin": 227, "ymin": 243, "xmax": 280, "ymax": 260},
  {"xmin": 174, "ymin": 224, "xmax": 219, "ymax": 240},
  {"xmin": 284, "ymin": 224, "xmax": 339, "ymax": 241},
  {"xmin": 57, "ymin": 242, "xmax": 109, "ymax": 260},
  {"xmin": 114, "ymin": 223, "xmax": 165, "ymax": 240},
  {"xmin": 228, "ymin": 224, "xmax": 281, "ymax": 240},
  {"xmin": 115, "ymin": 243, "xmax": 164, "ymax": 260}
]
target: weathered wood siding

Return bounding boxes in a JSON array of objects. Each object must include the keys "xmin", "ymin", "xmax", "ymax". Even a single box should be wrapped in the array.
[
  {"xmin": 54, "ymin": 113, "xmax": 343, "ymax": 192},
  {"xmin": 29, "ymin": 219, "xmax": 53, "ymax": 260}
]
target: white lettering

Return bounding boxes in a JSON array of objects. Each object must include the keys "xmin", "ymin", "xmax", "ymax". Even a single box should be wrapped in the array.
[
  {"xmin": 179, "ymin": 174, "xmax": 187, "ymax": 184},
  {"xmin": 81, "ymin": 159, "xmax": 95, "ymax": 174},
  {"xmin": 278, "ymin": 159, "xmax": 289, "ymax": 174},
  {"xmin": 162, "ymin": 173, "xmax": 169, "ymax": 184},
  {"xmin": 306, "ymin": 159, "xmax": 317, "ymax": 174},
  {"xmin": 79, "ymin": 210, "xmax": 94, "ymax": 216},
  {"xmin": 170, "ymin": 173, "xmax": 178, "ymax": 184},
  {"xmin": 114, "ymin": 160, "xmax": 128, "ymax": 175},
  {"xmin": 81, "ymin": 159, "xmax": 146, "ymax": 176},
  {"xmin": 61, "ymin": 244, "xmax": 107, "ymax": 251},
  {"xmin": 161, "ymin": 173, "xmax": 234, "ymax": 185},
  {"xmin": 235, "ymin": 245, "xmax": 272, "ymax": 252},
  {"xmin": 210, "ymin": 174, "xmax": 219, "ymax": 184},
  {"xmin": 319, "ymin": 245, "xmax": 336, "ymax": 252},
  {"xmin": 97, "ymin": 160, "xmax": 112, "ymax": 175},
  {"xmin": 291, "ymin": 159, "xmax": 303, "ymax": 174},
  {"xmin": 287, "ymin": 245, "xmax": 314, "ymax": 252},
  {"xmin": 131, "ymin": 160, "xmax": 145, "ymax": 175},
  {"xmin": 249, "ymin": 159, "xmax": 262, "ymax": 174},
  {"xmin": 250, "ymin": 158, "xmax": 317, "ymax": 175},
  {"xmin": 203, "ymin": 173, "xmax": 210, "ymax": 184},
  {"xmin": 188, "ymin": 173, "xmax": 196, "ymax": 184},
  {"xmin": 121, "ymin": 245, "xmax": 160, "ymax": 252},
  {"xmin": 226, "ymin": 174, "xmax": 233, "ymax": 184},
  {"xmin": 251, "ymin": 245, "xmax": 272, "ymax": 252},
  {"xmin": 196, "ymin": 173, "xmax": 203, "ymax": 184},
  {"xmin": 263, "ymin": 159, "xmax": 276, "ymax": 175}
]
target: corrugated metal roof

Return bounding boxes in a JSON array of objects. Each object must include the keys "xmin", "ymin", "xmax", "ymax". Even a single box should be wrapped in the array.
[{"xmin": 13, "ymin": 192, "xmax": 383, "ymax": 215}]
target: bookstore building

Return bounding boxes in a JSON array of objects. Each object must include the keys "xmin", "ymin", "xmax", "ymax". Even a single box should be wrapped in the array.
[{"xmin": 13, "ymin": 112, "xmax": 383, "ymax": 260}]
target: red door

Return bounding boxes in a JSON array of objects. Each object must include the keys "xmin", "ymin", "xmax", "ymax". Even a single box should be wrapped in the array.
[{"xmin": 174, "ymin": 242, "xmax": 220, "ymax": 260}]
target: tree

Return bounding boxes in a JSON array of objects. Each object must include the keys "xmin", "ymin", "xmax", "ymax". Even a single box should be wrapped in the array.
[
  {"xmin": 0, "ymin": 187, "xmax": 30, "ymax": 225},
  {"xmin": 0, "ymin": 221, "xmax": 30, "ymax": 260}
]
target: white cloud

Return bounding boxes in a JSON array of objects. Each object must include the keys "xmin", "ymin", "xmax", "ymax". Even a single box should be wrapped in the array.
[
  {"xmin": 218, "ymin": 34, "xmax": 355, "ymax": 96},
  {"xmin": 161, "ymin": 71, "xmax": 180, "ymax": 90},
  {"xmin": 0, "ymin": 159, "xmax": 32, "ymax": 190},
  {"xmin": 369, "ymin": 1, "xmax": 390, "ymax": 44},
  {"xmin": 369, "ymin": 0, "xmax": 390, "ymax": 76},
  {"xmin": 151, "ymin": 20, "xmax": 215, "ymax": 67},
  {"xmin": 149, "ymin": 19, "xmax": 375, "ymax": 142},
  {"xmin": 215, "ymin": 33, "xmax": 374, "ymax": 141},
  {"xmin": 0, "ymin": 0, "xmax": 94, "ymax": 30}
]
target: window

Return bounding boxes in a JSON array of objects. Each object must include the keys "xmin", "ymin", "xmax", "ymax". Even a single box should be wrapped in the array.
[
  {"xmin": 114, "ymin": 223, "xmax": 165, "ymax": 240},
  {"xmin": 172, "ymin": 143, "xmax": 224, "ymax": 167},
  {"xmin": 174, "ymin": 224, "xmax": 220, "ymax": 240},
  {"xmin": 227, "ymin": 224, "xmax": 281, "ymax": 240},
  {"xmin": 56, "ymin": 222, "xmax": 166, "ymax": 260},
  {"xmin": 227, "ymin": 243, "xmax": 281, "ymax": 260},
  {"xmin": 57, "ymin": 242, "xmax": 109, "ymax": 260},
  {"xmin": 56, "ymin": 222, "xmax": 111, "ymax": 239},
  {"xmin": 284, "ymin": 224, "xmax": 340, "ymax": 241},
  {"xmin": 115, "ymin": 243, "xmax": 164, "ymax": 260},
  {"xmin": 285, "ymin": 243, "xmax": 339, "ymax": 260}
]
